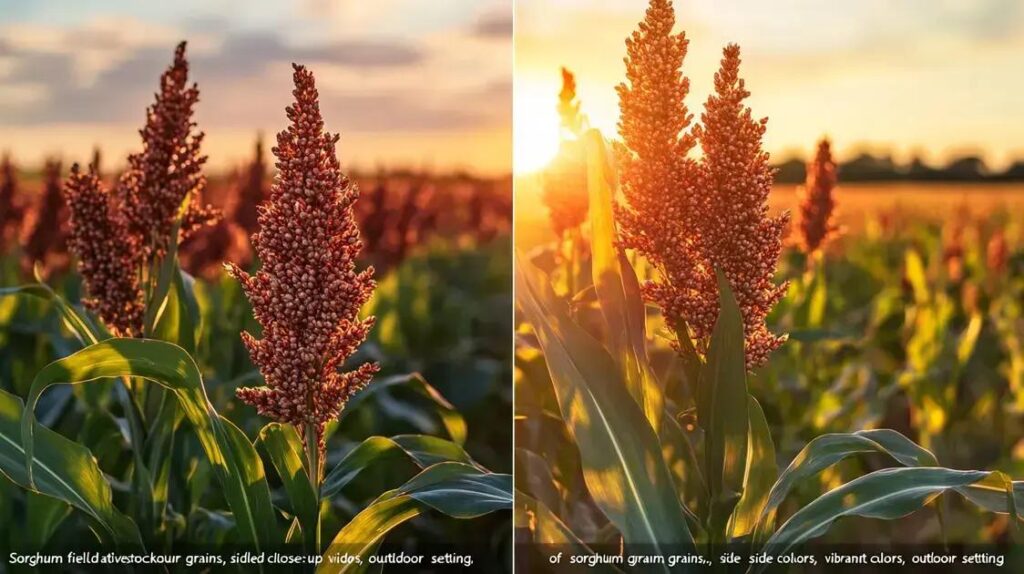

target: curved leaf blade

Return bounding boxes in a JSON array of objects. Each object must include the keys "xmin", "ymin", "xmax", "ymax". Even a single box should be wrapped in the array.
[
  {"xmin": 516, "ymin": 252, "xmax": 694, "ymax": 560},
  {"xmin": 258, "ymin": 423, "xmax": 318, "ymax": 549},
  {"xmin": 0, "ymin": 388, "xmax": 141, "ymax": 547},
  {"xmin": 21, "ymin": 338, "xmax": 280, "ymax": 550},
  {"xmin": 752, "ymin": 429, "xmax": 937, "ymax": 545},
  {"xmin": 758, "ymin": 467, "xmax": 999, "ymax": 568},
  {"xmin": 321, "ymin": 434, "xmax": 475, "ymax": 499},
  {"xmin": 727, "ymin": 396, "xmax": 776, "ymax": 539},
  {"xmin": 701, "ymin": 270, "xmax": 749, "ymax": 539},
  {"xmin": 584, "ymin": 129, "xmax": 663, "ymax": 431},
  {"xmin": 318, "ymin": 462, "xmax": 510, "ymax": 574}
]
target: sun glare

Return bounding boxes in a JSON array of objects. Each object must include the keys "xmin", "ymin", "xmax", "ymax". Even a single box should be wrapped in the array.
[{"xmin": 513, "ymin": 81, "xmax": 561, "ymax": 175}]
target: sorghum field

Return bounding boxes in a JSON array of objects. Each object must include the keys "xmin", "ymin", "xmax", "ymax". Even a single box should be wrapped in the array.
[
  {"xmin": 514, "ymin": 0, "xmax": 1024, "ymax": 571},
  {"xmin": 0, "ymin": 43, "xmax": 512, "ymax": 570}
]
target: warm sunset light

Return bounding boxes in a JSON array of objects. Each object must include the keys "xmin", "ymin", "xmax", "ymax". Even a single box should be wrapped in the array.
[{"xmin": 513, "ymin": 80, "xmax": 561, "ymax": 174}]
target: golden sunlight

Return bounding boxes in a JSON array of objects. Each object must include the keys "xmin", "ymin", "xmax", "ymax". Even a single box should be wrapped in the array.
[{"xmin": 513, "ymin": 80, "xmax": 561, "ymax": 174}]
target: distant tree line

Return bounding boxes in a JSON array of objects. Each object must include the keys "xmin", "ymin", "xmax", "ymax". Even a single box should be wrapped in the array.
[{"xmin": 774, "ymin": 153, "xmax": 1024, "ymax": 184}]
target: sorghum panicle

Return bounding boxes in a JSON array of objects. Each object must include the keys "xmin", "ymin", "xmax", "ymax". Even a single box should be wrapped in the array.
[
  {"xmin": 616, "ymin": 0, "xmax": 704, "ymax": 315},
  {"xmin": 120, "ymin": 42, "xmax": 218, "ymax": 259},
  {"xmin": 987, "ymin": 229, "xmax": 1008, "ymax": 276},
  {"xmin": 617, "ymin": 4, "xmax": 787, "ymax": 370},
  {"xmin": 557, "ymin": 67, "xmax": 584, "ymax": 137},
  {"xmin": 691, "ymin": 44, "xmax": 788, "ymax": 369},
  {"xmin": 229, "ymin": 64, "xmax": 378, "ymax": 451},
  {"xmin": 796, "ymin": 138, "xmax": 839, "ymax": 253},
  {"xmin": 0, "ymin": 153, "xmax": 22, "ymax": 251},
  {"xmin": 65, "ymin": 165, "xmax": 144, "ymax": 336},
  {"xmin": 542, "ymin": 67, "xmax": 588, "ymax": 237},
  {"xmin": 21, "ymin": 158, "xmax": 69, "ymax": 277}
]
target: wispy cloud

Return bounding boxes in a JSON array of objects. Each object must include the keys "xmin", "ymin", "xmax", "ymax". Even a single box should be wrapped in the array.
[{"xmin": 0, "ymin": 1, "xmax": 511, "ymax": 174}]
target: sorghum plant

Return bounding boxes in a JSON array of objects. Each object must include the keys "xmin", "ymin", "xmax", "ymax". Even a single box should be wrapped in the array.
[
  {"xmin": 541, "ymin": 67, "xmax": 588, "ymax": 239},
  {"xmin": 796, "ymin": 138, "xmax": 839, "ymax": 254},
  {"xmin": 0, "ymin": 153, "xmax": 22, "ymax": 253},
  {"xmin": 228, "ymin": 64, "xmax": 379, "ymax": 478},
  {"xmin": 515, "ymin": 2, "xmax": 1022, "ymax": 569},
  {"xmin": 119, "ymin": 41, "xmax": 218, "ymax": 260},
  {"xmin": 64, "ymin": 164, "xmax": 144, "ymax": 337},
  {"xmin": 617, "ymin": 1, "xmax": 786, "ymax": 369},
  {"xmin": 988, "ymin": 228, "xmax": 1009, "ymax": 276},
  {"xmin": 20, "ymin": 158, "xmax": 68, "ymax": 278},
  {"xmin": 557, "ymin": 67, "xmax": 585, "ymax": 138}
]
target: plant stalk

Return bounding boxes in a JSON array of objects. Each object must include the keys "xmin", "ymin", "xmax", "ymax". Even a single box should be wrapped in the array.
[{"xmin": 304, "ymin": 421, "xmax": 322, "ymax": 554}]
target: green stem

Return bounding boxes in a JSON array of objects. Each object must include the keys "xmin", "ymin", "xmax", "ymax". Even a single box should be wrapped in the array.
[{"xmin": 304, "ymin": 422, "xmax": 322, "ymax": 555}]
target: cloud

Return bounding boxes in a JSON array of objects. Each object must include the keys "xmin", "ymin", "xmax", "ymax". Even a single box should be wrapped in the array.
[
  {"xmin": 0, "ymin": 25, "xmax": 428, "ymax": 126},
  {"xmin": 473, "ymin": 11, "xmax": 512, "ymax": 39}
]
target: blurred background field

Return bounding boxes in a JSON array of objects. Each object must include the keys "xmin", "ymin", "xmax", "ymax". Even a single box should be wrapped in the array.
[{"xmin": 519, "ymin": 176, "xmax": 1024, "ymax": 251}]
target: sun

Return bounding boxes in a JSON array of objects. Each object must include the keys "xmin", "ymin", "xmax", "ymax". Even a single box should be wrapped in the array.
[{"xmin": 513, "ymin": 80, "xmax": 561, "ymax": 175}]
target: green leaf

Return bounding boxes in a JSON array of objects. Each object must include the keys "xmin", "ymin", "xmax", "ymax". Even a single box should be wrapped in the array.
[
  {"xmin": 757, "ymin": 467, "xmax": 1005, "ymax": 567},
  {"xmin": 258, "ymin": 423, "xmax": 318, "ymax": 550},
  {"xmin": 584, "ymin": 129, "xmax": 663, "ymax": 432},
  {"xmin": 751, "ymin": 429, "xmax": 937, "ymax": 545},
  {"xmin": 26, "ymin": 489, "xmax": 72, "ymax": 550},
  {"xmin": 344, "ymin": 373, "xmax": 468, "ymax": 445},
  {"xmin": 659, "ymin": 408, "xmax": 707, "ymax": 526},
  {"xmin": 0, "ymin": 283, "xmax": 108, "ymax": 346},
  {"xmin": 516, "ymin": 252, "xmax": 694, "ymax": 558},
  {"xmin": 318, "ymin": 463, "xmax": 510, "ymax": 574},
  {"xmin": 21, "ymin": 338, "xmax": 280, "ymax": 551},
  {"xmin": 321, "ymin": 434, "xmax": 475, "ymax": 499},
  {"xmin": 515, "ymin": 448, "xmax": 563, "ymax": 516},
  {"xmin": 701, "ymin": 270, "xmax": 750, "ymax": 540},
  {"xmin": 517, "ymin": 492, "xmax": 624, "ymax": 574},
  {"xmin": 727, "ymin": 396, "xmax": 776, "ymax": 540},
  {"xmin": 0, "ymin": 388, "xmax": 141, "ymax": 547}
]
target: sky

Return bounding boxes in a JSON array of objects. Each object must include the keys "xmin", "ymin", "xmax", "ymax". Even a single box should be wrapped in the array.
[
  {"xmin": 0, "ymin": 0, "xmax": 512, "ymax": 175},
  {"xmin": 514, "ymin": 0, "xmax": 1024, "ymax": 174}
]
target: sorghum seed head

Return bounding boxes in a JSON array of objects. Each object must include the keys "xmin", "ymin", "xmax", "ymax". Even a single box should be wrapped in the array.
[
  {"xmin": 64, "ymin": 164, "xmax": 144, "ymax": 337},
  {"xmin": 119, "ymin": 41, "xmax": 219, "ymax": 260},
  {"xmin": 796, "ymin": 138, "xmax": 839, "ymax": 254},
  {"xmin": 230, "ymin": 64, "xmax": 378, "ymax": 451}
]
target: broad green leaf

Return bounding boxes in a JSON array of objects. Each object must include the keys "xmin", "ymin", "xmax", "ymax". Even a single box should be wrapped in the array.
[
  {"xmin": 21, "ymin": 338, "xmax": 280, "ymax": 551},
  {"xmin": 318, "ymin": 463, "xmax": 511, "ymax": 574},
  {"xmin": 727, "ymin": 396, "xmax": 776, "ymax": 540},
  {"xmin": 957, "ymin": 474, "xmax": 1024, "ymax": 518},
  {"xmin": 515, "ymin": 448, "xmax": 563, "ymax": 516},
  {"xmin": 26, "ymin": 488, "xmax": 72, "ymax": 550},
  {"xmin": 516, "ymin": 252, "xmax": 694, "ymax": 561},
  {"xmin": 321, "ymin": 434, "xmax": 475, "ymax": 499},
  {"xmin": 0, "ymin": 283, "xmax": 108, "ymax": 347},
  {"xmin": 701, "ymin": 270, "xmax": 749, "ymax": 540},
  {"xmin": 0, "ymin": 388, "xmax": 141, "ymax": 547},
  {"xmin": 344, "ymin": 373, "xmax": 467, "ymax": 445},
  {"xmin": 0, "ymin": 283, "xmax": 113, "ymax": 407},
  {"xmin": 659, "ymin": 408, "xmax": 707, "ymax": 525},
  {"xmin": 258, "ymin": 423, "xmax": 318, "ymax": 550},
  {"xmin": 584, "ymin": 128, "xmax": 663, "ymax": 431},
  {"xmin": 751, "ymin": 429, "xmax": 937, "ymax": 545},
  {"xmin": 756, "ymin": 467, "xmax": 1007, "ymax": 569},
  {"xmin": 517, "ymin": 492, "xmax": 624, "ymax": 574}
]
